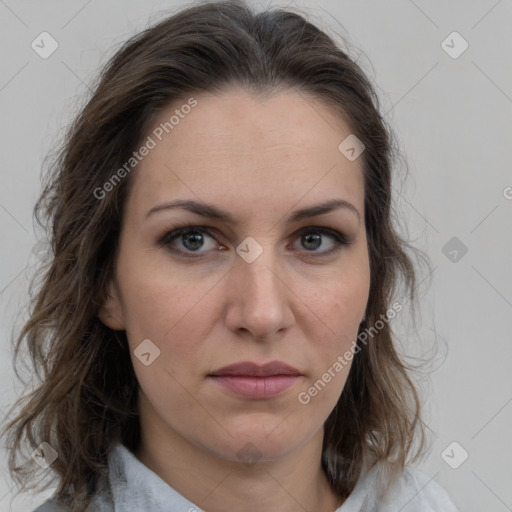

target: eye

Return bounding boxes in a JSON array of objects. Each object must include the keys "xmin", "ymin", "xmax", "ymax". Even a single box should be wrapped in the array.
[
  {"xmin": 158, "ymin": 225, "xmax": 352, "ymax": 259},
  {"xmin": 158, "ymin": 226, "xmax": 221, "ymax": 257},
  {"xmin": 291, "ymin": 227, "xmax": 351, "ymax": 257}
]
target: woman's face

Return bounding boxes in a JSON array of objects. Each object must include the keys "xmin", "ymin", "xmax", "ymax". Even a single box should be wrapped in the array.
[{"xmin": 101, "ymin": 87, "xmax": 370, "ymax": 464}]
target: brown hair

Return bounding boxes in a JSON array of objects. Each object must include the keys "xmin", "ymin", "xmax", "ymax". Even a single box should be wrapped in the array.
[{"xmin": 3, "ymin": 0, "xmax": 430, "ymax": 509}]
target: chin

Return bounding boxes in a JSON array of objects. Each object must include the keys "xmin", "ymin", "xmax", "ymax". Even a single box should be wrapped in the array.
[{"xmin": 202, "ymin": 425, "xmax": 308, "ymax": 464}]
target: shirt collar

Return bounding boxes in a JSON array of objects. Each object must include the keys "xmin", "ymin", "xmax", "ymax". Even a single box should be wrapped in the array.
[{"xmin": 107, "ymin": 442, "xmax": 206, "ymax": 512}]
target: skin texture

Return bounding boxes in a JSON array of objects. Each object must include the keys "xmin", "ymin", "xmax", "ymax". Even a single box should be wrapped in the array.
[{"xmin": 99, "ymin": 87, "xmax": 370, "ymax": 512}]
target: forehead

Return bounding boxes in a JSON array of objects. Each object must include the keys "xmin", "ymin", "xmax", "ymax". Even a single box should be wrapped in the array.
[{"xmin": 126, "ymin": 88, "xmax": 365, "ymax": 223}]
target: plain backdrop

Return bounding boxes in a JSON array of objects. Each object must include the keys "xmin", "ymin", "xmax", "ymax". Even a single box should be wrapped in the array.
[{"xmin": 0, "ymin": 1, "xmax": 511, "ymax": 511}]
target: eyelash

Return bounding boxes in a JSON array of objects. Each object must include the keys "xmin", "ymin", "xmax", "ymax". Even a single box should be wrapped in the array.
[{"xmin": 157, "ymin": 224, "xmax": 352, "ymax": 259}]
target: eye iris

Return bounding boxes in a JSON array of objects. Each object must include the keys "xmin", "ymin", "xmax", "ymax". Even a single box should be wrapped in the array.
[
  {"xmin": 302, "ymin": 233, "xmax": 322, "ymax": 250},
  {"xmin": 182, "ymin": 232, "xmax": 204, "ymax": 251}
]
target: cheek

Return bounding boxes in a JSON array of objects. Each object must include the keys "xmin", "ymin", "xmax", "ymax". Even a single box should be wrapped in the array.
[
  {"xmin": 117, "ymin": 256, "xmax": 211, "ymax": 343},
  {"xmin": 290, "ymin": 289, "xmax": 367, "ymax": 408},
  {"xmin": 295, "ymin": 241, "xmax": 370, "ymax": 319},
  {"xmin": 299, "ymin": 270, "xmax": 369, "ymax": 339},
  {"xmin": 117, "ymin": 264, "xmax": 223, "ymax": 395},
  {"xmin": 123, "ymin": 275, "xmax": 210, "ymax": 411}
]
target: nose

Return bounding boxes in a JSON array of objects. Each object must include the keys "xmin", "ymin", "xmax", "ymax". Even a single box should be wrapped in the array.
[{"xmin": 224, "ymin": 245, "xmax": 295, "ymax": 341}]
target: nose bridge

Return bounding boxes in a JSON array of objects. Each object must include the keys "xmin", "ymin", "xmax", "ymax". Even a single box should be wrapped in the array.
[
  {"xmin": 238, "ymin": 240, "xmax": 283, "ymax": 304},
  {"xmin": 242, "ymin": 250, "xmax": 280, "ymax": 298},
  {"xmin": 227, "ymin": 238, "xmax": 292, "ymax": 337}
]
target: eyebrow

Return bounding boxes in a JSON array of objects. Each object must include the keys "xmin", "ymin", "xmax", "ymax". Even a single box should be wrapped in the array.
[{"xmin": 145, "ymin": 198, "xmax": 360, "ymax": 224}]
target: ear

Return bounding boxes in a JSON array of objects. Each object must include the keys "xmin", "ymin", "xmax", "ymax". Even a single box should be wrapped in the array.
[{"xmin": 98, "ymin": 279, "xmax": 125, "ymax": 331}]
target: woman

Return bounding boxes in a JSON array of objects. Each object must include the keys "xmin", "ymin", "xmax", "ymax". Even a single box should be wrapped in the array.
[{"xmin": 3, "ymin": 1, "xmax": 459, "ymax": 510}]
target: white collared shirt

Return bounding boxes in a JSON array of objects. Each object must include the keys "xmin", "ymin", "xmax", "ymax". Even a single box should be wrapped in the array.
[{"xmin": 34, "ymin": 443, "xmax": 459, "ymax": 511}]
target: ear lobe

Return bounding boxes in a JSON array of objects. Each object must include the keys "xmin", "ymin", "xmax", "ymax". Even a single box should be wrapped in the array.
[{"xmin": 98, "ymin": 280, "xmax": 125, "ymax": 331}]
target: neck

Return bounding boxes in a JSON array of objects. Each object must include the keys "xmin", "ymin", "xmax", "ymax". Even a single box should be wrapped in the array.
[{"xmin": 134, "ymin": 399, "xmax": 343, "ymax": 512}]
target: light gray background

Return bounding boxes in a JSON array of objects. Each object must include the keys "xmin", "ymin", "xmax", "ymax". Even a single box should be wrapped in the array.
[{"xmin": 1, "ymin": 1, "xmax": 511, "ymax": 511}]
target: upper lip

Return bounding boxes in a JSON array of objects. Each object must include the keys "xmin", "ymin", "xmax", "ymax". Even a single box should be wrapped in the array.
[{"xmin": 209, "ymin": 361, "xmax": 302, "ymax": 377}]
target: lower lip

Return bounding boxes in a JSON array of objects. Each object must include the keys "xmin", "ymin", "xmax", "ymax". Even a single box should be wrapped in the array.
[{"xmin": 209, "ymin": 375, "xmax": 301, "ymax": 399}]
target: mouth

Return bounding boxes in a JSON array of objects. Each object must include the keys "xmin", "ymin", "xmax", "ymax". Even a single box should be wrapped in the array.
[
  {"xmin": 208, "ymin": 361, "xmax": 303, "ymax": 399},
  {"xmin": 209, "ymin": 360, "xmax": 302, "ymax": 377}
]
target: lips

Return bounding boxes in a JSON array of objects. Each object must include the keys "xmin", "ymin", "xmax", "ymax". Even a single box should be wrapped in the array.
[
  {"xmin": 208, "ymin": 361, "xmax": 302, "ymax": 399},
  {"xmin": 209, "ymin": 361, "xmax": 302, "ymax": 377}
]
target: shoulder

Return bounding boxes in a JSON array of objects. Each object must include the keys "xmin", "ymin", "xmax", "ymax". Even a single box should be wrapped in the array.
[
  {"xmin": 339, "ymin": 463, "xmax": 459, "ymax": 512},
  {"xmin": 32, "ymin": 491, "xmax": 113, "ymax": 512},
  {"xmin": 381, "ymin": 467, "xmax": 459, "ymax": 512},
  {"xmin": 31, "ymin": 445, "xmax": 122, "ymax": 512},
  {"xmin": 32, "ymin": 497, "xmax": 68, "ymax": 512}
]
